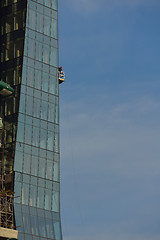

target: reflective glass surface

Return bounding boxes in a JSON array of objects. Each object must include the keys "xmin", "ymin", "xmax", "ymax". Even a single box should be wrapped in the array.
[{"xmin": 0, "ymin": 0, "xmax": 62, "ymax": 239}]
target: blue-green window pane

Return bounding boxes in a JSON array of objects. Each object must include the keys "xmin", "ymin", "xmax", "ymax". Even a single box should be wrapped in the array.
[
  {"xmin": 26, "ymin": 95, "xmax": 33, "ymax": 115},
  {"xmin": 14, "ymin": 181, "xmax": 22, "ymax": 203},
  {"xmin": 38, "ymin": 157, "xmax": 45, "ymax": 178},
  {"xmin": 45, "ymin": 189, "xmax": 52, "ymax": 210},
  {"xmin": 17, "ymin": 122, "xmax": 24, "ymax": 142},
  {"xmin": 42, "ymin": 72, "xmax": 49, "ymax": 92},
  {"xmin": 38, "ymin": 217, "xmax": 47, "ymax": 238},
  {"xmin": 40, "ymin": 128, "xmax": 47, "ymax": 149},
  {"xmin": 37, "ymin": 12, "xmax": 43, "ymax": 33},
  {"xmin": 25, "ymin": 124, "xmax": 32, "ymax": 145},
  {"xmin": 17, "ymin": 233, "xmax": 24, "ymax": 240},
  {"xmin": 33, "ymin": 98, "xmax": 40, "ymax": 118},
  {"xmin": 37, "ymin": 187, "xmax": 44, "ymax": 208},
  {"xmin": 53, "ymin": 181, "xmax": 59, "ymax": 192},
  {"xmin": 50, "ymin": 47, "xmax": 58, "ymax": 66},
  {"xmin": 28, "ymin": 9, "xmax": 36, "ymax": 30},
  {"xmin": 23, "ymin": 175, "xmax": 30, "ymax": 185},
  {"xmin": 23, "ymin": 212, "xmax": 31, "ymax": 234},
  {"xmin": 45, "ymin": 218, "xmax": 54, "ymax": 239},
  {"xmin": 53, "ymin": 161, "xmax": 59, "ymax": 181},
  {"xmin": 22, "ymin": 65, "xmax": 27, "ymax": 85},
  {"xmin": 31, "ymin": 156, "xmax": 38, "ymax": 176},
  {"xmin": 44, "ymin": 16, "xmax": 50, "ymax": 36},
  {"xmin": 15, "ymin": 172, "xmax": 23, "ymax": 182},
  {"xmin": 31, "ymin": 176, "xmax": 37, "ymax": 186},
  {"xmin": 46, "ymin": 160, "xmax": 53, "ymax": 180},
  {"xmin": 22, "ymin": 183, "xmax": 29, "ymax": 205},
  {"xmin": 52, "ymin": 9, "xmax": 58, "ymax": 20},
  {"xmin": 27, "ymin": 67, "xmax": 34, "ymax": 87},
  {"xmin": 28, "ymin": 28, "xmax": 35, "ymax": 39},
  {"xmin": 30, "ymin": 214, "xmax": 39, "ymax": 236},
  {"xmin": 21, "ymin": 85, "xmax": 26, "ymax": 95},
  {"xmin": 49, "ymin": 76, "xmax": 56, "ymax": 94},
  {"xmin": 52, "ymin": 191, "xmax": 59, "ymax": 212},
  {"xmin": 44, "ymin": 0, "xmax": 51, "ymax": 7},
  {"xmin": 46, "ymin": 179, "xmax": 52, "ymax": 190},
  {"xmin": 54, "ymin": 153, "xmax": 59, "ymax": 162},
  {"xmin": 24, "ymin": 35, "xmax": 28, "ymax": 57},
  {"xmin": 33, "ymin": 237, "xmax": 39, "ymax": 240},
  {"xmin": 50, "ymin": 66, "xmax": 57, "ymax": 76},
  {"xmin": 52, "ymin": 0, "xmax": 58, "ymax": 10},
  {"xmin": 41, "ymin": 101, "xmax": 48, "ymax": 120},
  {"xmin": 54, "ymin": 131, "xmax": 59, "ymax": 153},
  {"xmin": 23, "ymin": 153, "xmax": 31, "ymax": 174},
  {"xmin": 54, "ymin": 221, "xmax": 61, "ymax": 240},
  {"xmin": 32, "ymin": 126, "xmax": 39, "ymax": 147},
  {"xmin": 18, "ymin": 113, "xmax": 25, "ymax": 123},
  {"xmin": 47, "ymin": 131, "xmax": 54, "ymax": 151},
  {"xmin": 15, "ymin": 211, "xmax": 23, "ymax": 233},
  {"xmin": 51, "ymin": 19, "xmax": 57, "ymax": 38},
  {"xmin": 35, "ymin": 69, "xmax": 42, "ymax": 90},
  {"xmin": 14, "ymin": 151, "xmax": 23, "ymax": 172},
  {"xmin": 56, "ymin": 80, "xmax": 59, "ymax": 95},
  {"xmin": 48, "ymin": 103, "xmax": 55, "ymax": 122},
  {"xmin": 36, "ymin": 41, "xmax": 43, "ymax": 61},
  {"xmin": 38, "ymin": 178, "xmax": 45, "ymax": 188},
  {"xmin": 28, "ymin": 38, "xmax": 35, "ymax": 58},
  {"xmin": 29, "ymin": 185, "xmax": 37, "ymax": 207},
  {"xmin": 24, "ymin": 144, "xmax": 31, "ymax": 154},
  {"xmin": 55, "ymin": 104, "xmax": 59, "ymax": 124},
  {"xmin": 24, "ymin": 235, "xmax": 32, "ymax": 240},
  {"xmin": 37, "ymin": 0, "xmax": 43, "ymax": 5},
  {"xmin": 51, "ymin": 0, "xmax": 58, "ymax": 10},
  {"xmin": 19, "ymin": 93, "xmax": 25, "ymax": 114},
  {"xmin": 43, "ymin": 44, "xmax": 50, "ymax": 64}
]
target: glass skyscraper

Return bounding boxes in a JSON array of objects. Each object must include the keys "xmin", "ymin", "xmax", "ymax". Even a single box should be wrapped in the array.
[{"xmin": 0, "ymin": 0, "xmax": 62, "ymax": 239}]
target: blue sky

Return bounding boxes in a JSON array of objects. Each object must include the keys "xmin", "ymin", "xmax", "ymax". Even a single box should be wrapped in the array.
[{"xmin": 58, "ymin": 1, "xmax": 160, "ymax": 239}]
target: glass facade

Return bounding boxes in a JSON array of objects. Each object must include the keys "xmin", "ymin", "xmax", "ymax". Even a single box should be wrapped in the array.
[{"xmin": 0, "ymin": 0, "xmax": 62, "ymax": 239}]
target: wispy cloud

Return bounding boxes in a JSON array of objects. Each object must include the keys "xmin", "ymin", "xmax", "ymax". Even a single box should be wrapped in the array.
[
  {"xmin": 60, "ymin": 91, "xmax": 160, "ymax": 239},
  {"xmin": 64, "ymin": 0, "xmax": 160, "ymax": 13},
  {"xmin": 64, "ymin": 233, "xmax": 160, "ymax": 240},
  {"xmin": 61, "ymin": 95, "xmax": 160, "ymax": 161},
  {"xmin": 60, "ymin": 1, "xmax": 160, "ymax": 238}
]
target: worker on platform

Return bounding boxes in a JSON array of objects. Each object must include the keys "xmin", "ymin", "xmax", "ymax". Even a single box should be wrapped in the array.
[{"xmin": 59, "ymin": 66, "xmax": 63, "ymax": 72}]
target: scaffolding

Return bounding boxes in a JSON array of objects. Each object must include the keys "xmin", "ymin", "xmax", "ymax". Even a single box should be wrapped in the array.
[
  {"xmin": 0, "ymin": 191, "xmax": 14, "ymax": 229},
  {"xmin": 0, "ymin": 117, "xmax": 14, "ymax": 230}
]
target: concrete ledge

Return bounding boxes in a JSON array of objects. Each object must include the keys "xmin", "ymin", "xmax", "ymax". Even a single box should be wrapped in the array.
[{"xmin": 0, "ymin": 227, "xmax": 18, "ymax": 239}]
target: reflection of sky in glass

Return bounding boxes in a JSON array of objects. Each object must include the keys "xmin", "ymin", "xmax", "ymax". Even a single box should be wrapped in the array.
[{"xmin": 9, "ymin": 0, "xmax": 62, "ymax": 239}]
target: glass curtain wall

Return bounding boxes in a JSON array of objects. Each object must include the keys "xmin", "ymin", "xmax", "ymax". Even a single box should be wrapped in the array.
[
  {"xmin": 0, "ymin": 0, "xmax": 27, "ymax": 187},
  {"xmin": 0, "ymin": 0, "xmax": 62, "ymax": 239}
]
